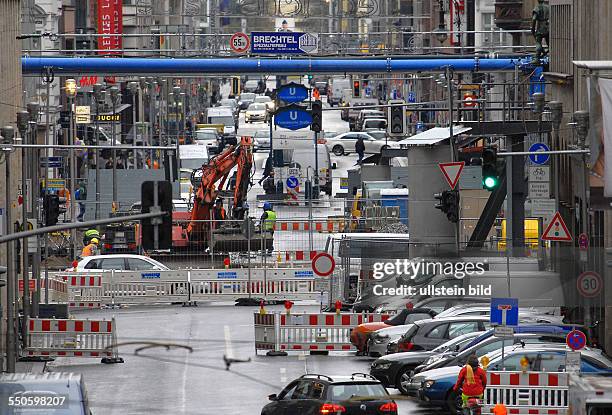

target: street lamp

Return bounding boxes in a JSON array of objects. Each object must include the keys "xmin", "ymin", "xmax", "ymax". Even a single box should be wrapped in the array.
[
  {"xmin": 109, "ymin": 86, "xmax": 120, "ymax": 212},
  {"xmin": 64, "ymin": 79, "xmax": 78, "ymax": 257},
  {"xmin": 434, "ymin": 0, "xmax": 448, "ymax": 44},
  {"xmin": 92, "ymin": 83, "xmax": 106, "ymax": 219}
]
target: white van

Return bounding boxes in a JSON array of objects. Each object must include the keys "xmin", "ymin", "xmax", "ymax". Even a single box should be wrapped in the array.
[
  {"xmin": 273, "ymin": 131, "xmax": 333, "ymax": 195},
  {"xmin": 179, "ymin": 144, "xmax": 209, "ymax": 171},
  {"xmin": 329, "ymin": 77, "xmax": 352, "ymax": 106},
  {"xmin": 206, "ymin": 107, "xmax": 236, "ymax": 136}
]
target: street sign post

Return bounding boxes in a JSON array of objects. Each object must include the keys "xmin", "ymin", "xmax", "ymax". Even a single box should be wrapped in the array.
[
  {"xmin": 541, "ymin": 211, "xmax": 572, "ymax": 242},
  {"xmin": 528, "ymin": 143, "xmax": 550, "ymax": 165},
  {"xmin": 438, "ymin": 161, "xmax": 465, "ymax": 190},
  {"xmin": 230, "ymin": 32, "xmax": 250, "ymax": 53},
  {"xmin": 529, "ymin": 166, "xmax": 550, "ymax": 182},
  {"xmin": 277, "ymin": 82, "xmax": 309, "ymax": 104},
  {"xmin": 494, "ymin": 326, "xmax": 515, "ymax": 339},
  {"xmin": 490, "ymin": 298, "xmax": 519, "ymax": 326},
  {"xmin": 312, "ymin": 252, "xmax": 335, "ymax": 277},
  {"xmin": 566, "ymin": 329, "xmax": 587, "ymax": 351},
  {"xmin": 274, "ymin": 105, "xmax": 312, "ymax": 130},
  {"xmin": 250, "ymin": 32, "xmax": 318, "ymax": 54},
  {"xmin": 577, "ymin": 271, "xmax": 602, "ymax": 298},
  {"xmin": 531, "ymin": 199, "xmax": 556, "ymax": 217},
  {"xmin": 75, "ymin": 105, "xmax": 91, "ymax": 124},
  {"xmin": 565, "ymin": 351, "xmax": 581, "ymax": 374},
  {"xmin": 286, "ymin": 176, "xmax": 299, "ymax": 189},
  {"xmin": 528, "ymin": 182, "xmax": 551, "ymax": 199}
]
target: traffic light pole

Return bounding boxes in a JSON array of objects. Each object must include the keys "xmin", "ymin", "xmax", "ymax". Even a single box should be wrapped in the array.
[
  {"xmin": 21, "ymin": 122, "xmax": 30, "ymax": 337},
  {"xmin": 4, "ymin": 147, "xmax": 16, "ymax": 372},
  {"xmin": 445, "ymin": 66, "xmax": 459, "ymax": 254}
]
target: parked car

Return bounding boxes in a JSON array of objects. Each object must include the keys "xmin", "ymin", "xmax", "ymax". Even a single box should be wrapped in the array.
[
  {"xmin": 255, "ymin": 95, "xmax": 275, "ymax": 112},
  {"xmin": 327, "ymin": 132, "xmax": 397, "ymax": 156},
  {"xmin": 366, "ymin": 130, "xmax": 388, "ymax": 141},
  {"xmin": 238, "ymin": 92, "xmax": 256, "ymax": 110},
  {"xmin": 253, "ymin": 130, "xmax": 271, "ymax": 152},
  {"xmin": 415, "ymin": 345, "xmax": 612, "ymax": 412},
  {"xmin": 350, "ymin": 308, "xmax": 437, "ymax": 354},
  {"xmin": 245, "ymin": 103, "xmax": 269, "ymax": 123},
  {"xmin": 193, "ymin": 128, "xmax": 220, "ymax": 154},
  {"xmin": 261, "ymin": 373, "xmax": 398, "ymax": 415},
  {"xmin": 370, "ymin": 332, "xmax": 481, "ymax": 393},
  {"xmin": 396, "ymin": 316, "xmax": 491, "ymax": 352},
  {"xmin": 69, "ymin": 254, "xmax": 169, "ymax": 272}
]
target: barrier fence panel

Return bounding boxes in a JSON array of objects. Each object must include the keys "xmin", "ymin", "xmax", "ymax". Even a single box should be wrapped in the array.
[
  {"xmin": 254, "ymin": 312, "xmax": 391, "ymax": 355},
  {"xmin": 483, "ymin": 371, "xmax": 569, "ymax": 415},
  {"xmin": 104, "ymin": 270, "xmax": 190, "ymax": 305},
  {"xmin": 61, "ymin": 273, "xmax": 105, "ymax": 309},
  {"xmin": 20, "ymin": 275, "xmax": 69, "ymax": 304},
  {"xmin": 24, "ymin": 317, "xmax": 123, "ymax": 364}
]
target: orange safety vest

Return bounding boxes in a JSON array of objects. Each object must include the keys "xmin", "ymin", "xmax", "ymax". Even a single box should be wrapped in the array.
[{"xmin": 81, "ymin": 243, "xmax": 97, "ymax": 257}]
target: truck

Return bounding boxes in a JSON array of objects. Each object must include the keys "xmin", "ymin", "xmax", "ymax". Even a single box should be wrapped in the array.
[
  {"xmin": 569, "ymin": 374, "xmax": 612, "ymax": 415},
  {"xmin": 328, "ymin": 77, "xmax": 352, "ymax": 106},
  {"xmin": 206, "ymin": 107, "xmax": 237, "ymax": 137}
]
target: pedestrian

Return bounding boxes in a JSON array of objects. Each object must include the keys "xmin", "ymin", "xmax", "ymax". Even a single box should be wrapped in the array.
[
  {"xmin": 105, "ymin": 158, "xmax": 114, "ymax": 169},
  {"xmin": 81, "ymin": 237, "xmax": 99, "ymax": 258},
  {"xmin": 262, "ymin": 171, "xmax": 276, "ymax": 195},
  {"xmin": 260, "ymin": 202, "xmax": 276, "ymax": 253},
  {"xmin": 355, "ymin": 135, "xmax": 366, "ymax": 165},
  {"xmin": 453, "ymin": 354, "xmax": 487, "ymax": 411},
  {"xmin": 213, "ymin": 198, "xmax": 227, "ymax": 221},
  {"xmin": 313, "ymin": 88, "xmax": 321, "ymax": 100},
  {"xmin": 116, "ymin": 158, "xmax": 125, "ymax": 169},
  {"xmin": 75, "ymin": 182, "xmax": 87, "ymax": 222}
]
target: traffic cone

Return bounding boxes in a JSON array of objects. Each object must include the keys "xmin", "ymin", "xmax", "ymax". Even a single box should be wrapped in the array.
[{"xmin": 335, "ymin": 300, "xmax": 342, "ymax": 316}]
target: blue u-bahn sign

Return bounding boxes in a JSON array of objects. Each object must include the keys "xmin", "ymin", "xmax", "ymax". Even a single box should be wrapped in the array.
[
  {"xmin": 277, "ymin": 82, "xmax": 309, "ymax": 104},
  {"xmin": 274, "ymin": 105, "xmax": 312, "ymax": 130}
]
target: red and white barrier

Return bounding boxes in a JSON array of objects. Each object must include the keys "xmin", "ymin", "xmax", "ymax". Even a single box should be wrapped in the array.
[
  {"xmin": 254, "ymin": 312, "xmax": 391, "ymax": 355},
  {"xmin": 24, "ymin": 317, "xmax": 123, "ymax": 363},
  {"xmin": 274, "ymin": 220, "xmax": 346, "ymax": 233},
  {"xmin": 483, "ymin": 371, "xmax": 568, "ymax": 415}
]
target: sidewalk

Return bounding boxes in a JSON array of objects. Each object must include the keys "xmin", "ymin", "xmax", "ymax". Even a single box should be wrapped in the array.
[{"xmin": 15, "ymin": 361, "xmax": 47, "ymax": 374}]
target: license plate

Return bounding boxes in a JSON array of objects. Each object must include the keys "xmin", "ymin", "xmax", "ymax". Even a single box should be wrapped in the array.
[{"xmin": 113, "ymin": 244, "xmax": 127, "ymax": 249}]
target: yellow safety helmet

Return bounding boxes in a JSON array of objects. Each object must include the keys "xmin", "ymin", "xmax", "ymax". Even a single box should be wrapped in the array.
[{"xmin": 91, "ymin": 238, "xmax": 99, "ymax": 244}]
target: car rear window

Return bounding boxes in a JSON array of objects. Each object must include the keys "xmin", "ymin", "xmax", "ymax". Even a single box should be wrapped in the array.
[{"xmin": 329, "ymin": 383, "xmax": 387, "ymax": 401}]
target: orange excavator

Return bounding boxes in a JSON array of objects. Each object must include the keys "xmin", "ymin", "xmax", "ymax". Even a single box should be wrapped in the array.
[{"xmin": 187, "ymin": 136, "xmax": 267, "ymax": 252}]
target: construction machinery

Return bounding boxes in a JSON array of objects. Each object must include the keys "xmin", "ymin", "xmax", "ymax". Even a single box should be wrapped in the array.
[{"xmin": 187, "ymin": 136, "xmax": 272, "ymax": 252}]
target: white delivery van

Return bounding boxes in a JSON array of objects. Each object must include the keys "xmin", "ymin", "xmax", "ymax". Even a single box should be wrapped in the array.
[
  {"xmin": 179, "ymin": 144, "xmax": 209, "ymax": 171},
  {"xmin": 206, "ymin": 107, "xmax": 236, "ymax": 136},
  {"xmin": 272, "ymin": 130, "xmax": 333, "ymax": 195},
  {"xmin": 329, "ymin": 77, "xmax": 352, "ymax": 106}
]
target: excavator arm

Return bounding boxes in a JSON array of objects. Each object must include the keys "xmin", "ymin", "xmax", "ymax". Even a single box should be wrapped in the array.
[{"xmin": 187, "ymin": 136, "xmax": 253, "ymax": 242}]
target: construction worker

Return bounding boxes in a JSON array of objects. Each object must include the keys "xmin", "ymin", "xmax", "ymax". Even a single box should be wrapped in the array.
[
  {"xmin": 81, "ymin": 238, "xmax": 99, "ymax": 257},
  {"xmin": 83, "ymin": 228, "xmax": 100, "ymax": 246},
  {"xmin": 313, "ymin": 87, "xmax": 321, "ymax": 101},
  {"xmin": 213, "ymin": 198, "xmax": 227, "ymax": 221},
  {"xmin": 260, "ymin": 202, "xmax": 276, "ymax": 253},
  {"xmin": 453, "ymin": 354, "xmax": 487, "ymax": 412}
]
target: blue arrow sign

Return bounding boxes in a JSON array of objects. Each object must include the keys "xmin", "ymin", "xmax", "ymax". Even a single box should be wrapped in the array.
[
  {"xmin": 277, "ymin": 82, "xmax": 309, "ymax": 104},
  {"xmin": 408, "ymin": 91, "xmax": 416, "ymax": 103},
  {"xmin": 529, "ymin": 143, "xmax": 550, "ymax": 165},
  {"xmin": 274, "ymin": 105, "xmax": 312, "ymax": 131},
  {"xmin": 490, "ymin": 297, "xmax": 519, "ymax": 326},
  {"xmin": 286, "ymin": 176, "xmax": 299, "ymax": 189}
]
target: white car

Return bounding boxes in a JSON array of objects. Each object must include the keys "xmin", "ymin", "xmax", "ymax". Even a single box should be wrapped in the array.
[
  {"xmin": 245, "ymin": 103, "xmax": 269, "ymax": 123},
  {"xmin": 326, "ymin": 132, "xmax": 398, "ymax": 156},
  {"xmin": 254, "ymin": 95, "xmax": 275, "ymax": 112},
  {"xmin": 69, "ymin": 254, "xmax": 170, "ymax": 272}
]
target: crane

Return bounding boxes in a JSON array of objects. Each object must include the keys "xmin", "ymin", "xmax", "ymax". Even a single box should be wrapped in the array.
[{"xmin": 187, "ymin": 136, "xmax": 254, "ymax": 245}]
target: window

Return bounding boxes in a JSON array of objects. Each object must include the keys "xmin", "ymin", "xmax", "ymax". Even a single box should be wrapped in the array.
[
  {"xmin": 426, "ymin": 324, "xmax": 448, "ymax": 339},
  {"xmin": 405, "ymin": 313, "xmax": 433, "ymax": 324},
  {"xmin": 490, "ymin": 353, "xmax": 539, "ymax": 371},
  {"xmin": 84, "ymin": 259, "xmax": 100, "ymax": 269},
  {"xmin": 538, "ymin": 352, "xmax": 566, "ymax": 372},
  {"xmin": 99, "ymin": 258, "xmax": 127, "ymax": 270},
  {"xmin": 329, "ymin": 383, "xmax": 387, "ymax": 401},
  {"xmin": 279, "ymin": 382, "xmax": 299, "ymax": 400},
  {"xmin": 311, "ymin": 382, "xmax": 325, "ymax": 399},
  {"xmin": 127, "ymin": 258, "xmax": 157, "ymax": 271},
  {"xmin": 292, "ymin": 381, "xmax": 313, "ymax": 400},
  {"xmin": 343, "ymin": 134, "xmax": 359, "ymax": 140},
  {"xmin": 474, "ymin": 340, "xmax": 504, "ymax": 357},
  {"xmin": 448, "ymin": 322, "xmax": 480, "ymax": 339}
]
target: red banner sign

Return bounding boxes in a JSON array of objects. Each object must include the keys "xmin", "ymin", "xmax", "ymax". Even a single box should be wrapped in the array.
[{"xmin": 97, "ymin": 0, "xmax": 123, "ymax": 55}]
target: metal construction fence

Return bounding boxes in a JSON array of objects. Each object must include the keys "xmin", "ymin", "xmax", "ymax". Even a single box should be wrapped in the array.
[{"xmin": 254, "ymin": 311, "xmax": 392, "ymax": 355}]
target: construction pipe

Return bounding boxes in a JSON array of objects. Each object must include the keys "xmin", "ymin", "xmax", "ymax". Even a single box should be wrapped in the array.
[{"xmin": 22, "ymin": 57, "xmax": 532, "ymax": 76}]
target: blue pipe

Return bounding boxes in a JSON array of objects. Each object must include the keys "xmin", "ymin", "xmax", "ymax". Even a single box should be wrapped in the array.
[{"xmin": 22, "ymin": 57, "xmax": 531, "ymax": 75}]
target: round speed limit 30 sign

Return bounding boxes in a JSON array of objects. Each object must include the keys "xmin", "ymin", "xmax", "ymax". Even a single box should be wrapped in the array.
[
  {"xmin": 577, "ymin": 271, "xmax": 602, "ymax": 298},
  {"xmin": 230, "ymin": 32, "xmax": 249, "ymax": 53}
]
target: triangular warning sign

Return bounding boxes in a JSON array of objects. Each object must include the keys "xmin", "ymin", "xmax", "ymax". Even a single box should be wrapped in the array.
[
  {"xmin": 542, "ymin": 211, "xmax": 572, "ymax": 242},
  {"xmin": 439, "ymin": 161, "xmax": 465, "ymax": 190}
]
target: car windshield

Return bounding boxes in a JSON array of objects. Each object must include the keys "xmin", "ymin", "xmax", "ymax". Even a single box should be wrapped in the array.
[
  {"xmin": 329, "ymin": 383, "xmax": 387, "ymax": 401},
  {"xmin": 220, "ymin": 100, "xmax": 235, "ymax": 107},
  {"xmin": 254, "ymin": 130, "xmax": 270, "ymax": 138},
  {"xmin": 195, "ymin": 131, "xmax": 217, "ymax": 141},
  {"xmin": 240, "ymin": 93, "xmax": 256, "ymax": 101},
  {"xmin": 248, "ymin": 103, "xmax": 266, "ymax": 111},
  {"xmin": 209, "ymin": 116, "xmax": 234, "ymax": 126},
  {"xmin": 368, "ymin": 131, "xmax": 387, "ymax": 140},
  {"xmin": 255, "ymin": 96, "xmax": 271, "ymax": 103}
]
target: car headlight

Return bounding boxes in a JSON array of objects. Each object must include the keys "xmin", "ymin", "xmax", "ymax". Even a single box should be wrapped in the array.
[
  {"xmin": 423, "ymin": 380, "xmax": 435, "ymax": 388},
  {"xmin": 372, "ymin": 361, "xmax": 392, "ymax": 370}
]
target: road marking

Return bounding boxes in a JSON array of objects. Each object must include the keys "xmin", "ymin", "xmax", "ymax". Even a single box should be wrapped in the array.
[
  {"xmin": 224, "ymin": 325, "xmax": 234, "ymax": 359},
  {"xmin": 280, "ymin": 367, "xmax": 287, "ymax": 383}
]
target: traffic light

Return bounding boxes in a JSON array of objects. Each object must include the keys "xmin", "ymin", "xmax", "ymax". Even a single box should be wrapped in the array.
[
  {"xmin": 388, "ymin": 100, "xmax": 406, "ymax": 137},
  {"xmin": 43, "ymin": 194, "xmax": 66, "ymax": 227},
  {"xmin": 141, "ymin": 181, "xmax": 173, "ymax": 250},
  {"xmin": 482, "ymin": 147, "xmax": 499, "ymax": 191},
  {"xmin": 311, "ymin": 100, "xmax": 322, "ymax": 132},
  {"xmin": 353, "ymin": 80, "xmax": 361, "ymax": 97},
  {"xmin": 231, "ymin": 78, "xmax": 240, "ymax": 96},
  {"xmin": 434, "ymin": 190, "xmax": 460, "ymax": 223}
]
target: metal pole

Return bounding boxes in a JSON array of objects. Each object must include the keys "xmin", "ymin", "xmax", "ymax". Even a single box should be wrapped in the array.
[
  {"xmin": 93, "ymin": 84, "xmax": 104, "ymax": 220},
  {"xmin": 446, "ymin": 66, "xmax": 459, "ymax": 254},
  {"xmin": 110, "ymin": 86, "xmax": 119, "ymax": 211},
  {"xmin": 5, "ymin": 148, "xmax": 15, "ymax": 372},
  {"xmin": 314, "ymin": 131, "xmax": 320, "ymax": 198},
  {"xmin": 69, "ymin": 96, "xmax": 77, "ymax": 256},
  {"xmin": 21, "ymin": 124, "xmax": 29, "ymax": 323},
  {"xmin": 247, "ymin": 217, "xmax": 251, "ymax": 300}
]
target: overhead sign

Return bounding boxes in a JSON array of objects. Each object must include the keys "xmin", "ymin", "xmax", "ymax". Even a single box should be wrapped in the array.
[
  {"xmin": 95, "ymin": 114, "xmax": 121, "ymax": 122},
  {"xmin": 528, "ymin": 182, "xmax": 550, "ymax": 199},
  {"xmin": 531, "ymin": 199, "xmax": 556, "ymax": 217},
  {"xmin": 250, "ymin": 32, "xmax": 318, "ymax": 54},
  {"xmin": 45, "ymin": 178, "xmax": 66, "ymax": 189},
  {"xmin": 542, "ymin": 212, "xmax": 572, "ymax": 242},
  {"xmin": 528, "ymin": 143, "xmax": 550, "ymax": 165},
  {"xmin": 40, "ymin": 156, "xmax": 63, "ymax": 168},
  {"xmin": 577, "ymin": 271, "xmax": 602, "ymax": 298},
  {"xmin": 274, "ymin": 105, "xmax": 312, "ymax": 130},
  {"xmin": 230, "ymin": 32, "xmax": 250, "ymax": 53},
  {"xmin": 566, "ymin": 329, "xmax": 587, "ymax": 351},
  {"xmin": 490, "ymin": 297, "xmax": 519, "ymax": 326},
  {"xmin": 286, "ymin": 176, "xmax": 299, "ymax": 189},
  {"xmin": 438, "ymin": 161, "xmax": 465, "ymax": 190},
  {"xmin": 75, "ymin": 106, "xmax": 91, "ymax": 124},
  {"xmin": 312, "ymin": 252, "xmax": 335, "ymax": 277},
  {"xmin": 277, "ymin": 82, "xmax": 309, "ymax": 104}
]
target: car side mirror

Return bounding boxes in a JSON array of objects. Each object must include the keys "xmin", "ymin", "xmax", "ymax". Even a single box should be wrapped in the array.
[
  {"xmin": 268, "ymin": 394, "xmax": 278, "ymax": 401},
  {"xmin": 454, "ymin": 345, "xmax": 460, "ymax": 352}
]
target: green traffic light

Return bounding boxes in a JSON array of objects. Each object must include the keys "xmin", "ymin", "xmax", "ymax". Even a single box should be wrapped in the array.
[{"xmin": 483, "ymin": 176, "xmax": 497, "ymax": 189}]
